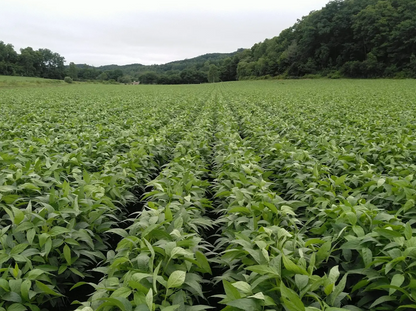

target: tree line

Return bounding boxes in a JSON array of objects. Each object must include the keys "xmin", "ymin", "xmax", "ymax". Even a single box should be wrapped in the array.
[
  {"xmin": 0, "ymin": 43, "xmax": 66, "ymax": 79},
  {"xmin": 1, "ymin": 0, "xmax": 416, "ymax": 83},
  {"xmin": 236, "ymin": 0, "xmax": 416, "ymax": 79},
  {"xmin": 100, "ymin": 0, "xmax": 416, "ymax": 82}
]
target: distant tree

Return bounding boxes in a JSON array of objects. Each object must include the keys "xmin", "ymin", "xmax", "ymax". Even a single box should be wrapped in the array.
[
  {"xmin": 0, "ymin": 42, "xmax": 18, "ymax": 75},
  {"xmin": 180, "ymin": 69, "xmax": 206, "ymax": 84},
  {"xmin": 107, "ymin": 69, "xmax": 124, "ymax": 81},
  {"xmin": 237, "ymin": 61, "xmax": 256, "ymax": 80},
  {"xmin": 78, "ymin": 65, "xmax": 100, "ymax": 80},
  {"xmin": 219, "ymin": 56, "xmax": 238, "ymax": 81},
  {"xmin": 139, "ymin": 72, "xmax": 159, "ymax": 84},
  {"xmin": 18, "ymin": 47, "xmax": 41, "ymax": 76},
  {"xmin": 118, "ymin": 75, "xmax": 132, "ymax": 84},
  {"xmin": 38, "ymin": 48, "xmax": 66, "ymax": 79},
  {"xmin": 68, "ymin": 62, "xmax": 78, "ymax": 80},
  {"xmin": 96, "ymin": 72, "xmax": 109, "ymax": 81},
  {"xmin": 207, "ymin": 64, "xmax": 219, "ymax": 82}
]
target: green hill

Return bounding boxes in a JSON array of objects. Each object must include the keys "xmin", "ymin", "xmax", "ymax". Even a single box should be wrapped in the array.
[{"xmin": 237, "ymin": 0, "xmax": 416, "ymax": 79}]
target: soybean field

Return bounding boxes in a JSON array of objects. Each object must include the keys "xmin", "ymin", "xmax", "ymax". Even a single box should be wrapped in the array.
[{"xmin": 1, "ymin": 79, "xmax": 416, "ymax": 311}]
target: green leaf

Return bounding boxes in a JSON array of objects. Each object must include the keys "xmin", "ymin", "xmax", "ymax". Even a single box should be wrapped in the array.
[
  {"xmin": 69, "ymin": 267, "xmax": 85, "ymax": 278},
  {"xmin": 335, "ymin": 174, "xmax": 347, "ymax": 186},
  {"xmin": 165, "ymin": 204, "xmax": 173, "ymax": 221},
  {"xmin": 246, "ymin": 265, "xmax": 280, "ymax": 277},
  {"xmin": 328, "ymin": 266, "xmax": 340, "ymax": 284},
  {"xmin": 146, "ymin": 289, "xmax": 153, "ymax": 311},
  {"xmin": 324, "ymin": 283, "xmax": 334, "ymax": 296},
  {"xmin": 0, "ymin": 279, "xmax": 8, "ymax": 291},
  {"xmin": 27, "ymin": 228, "xmax": 36, "ymax": 245},
  {"xmin": 6, "ymin": 303, "xmax": 27, "ymax": 311},
  {"xmin": 35, "ymin": 281, "xmax": 63, "ymax": 297},
  {"xmin": 3, "ymin": 292, "xmax": 22, "ymax": 303},
  {"xmin": 167, "ymin": 271, "xmax": 186, "ymax": 289},
  {"xmin": 111, "ymin": 287, "xmax": 132, "ymax": 299},
  {"xmin": 374, "ymin": 228, "xmax": 402, "ymax": 239},
  {"xmin": 228, "ymin": 207, "xmax": 251, "ymax": 214},
  {"xmin": 398, "ymin": 305, "xmax": 416, "ymax": 309},
  {"xmin": 283, "ymin": 256, "xmax": 308, "ymax": 275},
  {"xmin": 0, "ymin": 185, "xmax": 16, "ymax": 192},
  {"xmin": 345, "ymin": 212, "xmax": 357, "ymax": 225},
  {"xmin": 227, "ymin": 298, "xmax": 259, "ymax": 311},
  {"xmin": 340, "ymin": 239, "xmax": 363, "ymax": 250},
  {"xmin": 295, "ymin": 274, "xmax": 309, "ymax": 290},
  {"xmin": 329, "ymin": 273, "xmax": 348, "ymax": 305},
  {"xmin": 263, "ymin": 202, "xmax": 278, "ymax": 214},
  {"xmin": 107, "ymin": 228, "xmax": 128, "ymax": 238},
  {"xmin": 223, "ymin": 280, "xmax": 241, "ymax": 300},
  {"xmin": 316, "ymin": 241, "xmax": 331, "ymax": 263},
  {"xmin": 304, "ymin": 239, "xmax": 326, "ymax": 247},
  {"xmin": 280, "ymin": 282, "xmax": 305, "ymax": 311},
  {"xmin": 170, "ymin": 247, "xmax": 188, "ymax": 258},
  {"xmin": 195, "ymin": 251, "xmax": 211, "ymax": 274},
  {"xmin": 232, "ymin": 281, "xmax": 252, "ymax": 295},
  {"xmin": 63, "ymin": 244, "xmax": 71, "ymax": 265},
  {"xmin": 10, "ymin": 244, "xmax": 28, "ymax": 255},
  {"xmin": 362, "ymin": 248, "xmax": 372, "ymax": 268},
  {"xmin": 21, "ymin": 280, "xmax": 31, "ymax": 302},
  {"xmin": 160, "ymin": 306, "xmax": 180, "ymax": 311},
  {"xmin": 377, "ymin": 178, "xmax": 386, "ymax": 188},
  {"xmin": 248, "ymin": 292, "xmax": 265, "ymax": 300},
  {"xmin": 15, "ymin": 222, "xmax": 34, "ymax": 232},
  {"xmin": 369, "ymin": 295, "xmax": 395, "ymax": 309},
  {"xmin": 97, "ymin": 297, "xmax": 132, "ymax": 311},
  {"xmin": 152, "ymin": 262, "xmax": 160, "ymax": 294},
  {"xmin": 44, "ymin": 238, "xmax": 52, "ymax": 256},
  {"xmin": 405, "ymin": 223, "xmax": 413, "ymax": 240},
  {"xmin": 403, "ymin": 199, "xmax": 415, "ymax": 213},
  {"xmin": 49, "ymin": 226, "xmax": 70, "ymax": 236},
  {"xmin": 390, "ymin": 274, "xmax": 405, "ymax": 295},
  {"xmin": 11, "ymin": 207, "xmax": 24, "ymax": 225}
]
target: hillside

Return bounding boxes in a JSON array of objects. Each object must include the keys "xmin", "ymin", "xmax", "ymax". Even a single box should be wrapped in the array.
[
  {"xmin": 94, "ymin": 0, "xmax": 416, "ymax": 82},
  {"xmin": 71, "ymin": 50, "xmax": 241, "ymax": 84},
  {"xmin": 237, "ymin": 0, "xmax": 416, "ymax": 79},
  {"xmin": 96, "ymin": 51, "xmax": 240, "ymax": 73}
]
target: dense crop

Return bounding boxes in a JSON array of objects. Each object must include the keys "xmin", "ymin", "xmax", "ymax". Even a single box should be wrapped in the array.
[{"xmin": 1, "ymin": 80, "xmax": 416, "ymax": 311}]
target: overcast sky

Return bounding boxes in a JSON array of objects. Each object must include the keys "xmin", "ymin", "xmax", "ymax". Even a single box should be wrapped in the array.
[{"xmin": 1, "ymin": 0, "xmax": 330, "ymax": 66}]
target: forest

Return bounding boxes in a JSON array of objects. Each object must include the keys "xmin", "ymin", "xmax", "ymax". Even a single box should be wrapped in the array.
[{"xmin": 1, "ymin": 0, "xmax": 415, "ymax": 83}]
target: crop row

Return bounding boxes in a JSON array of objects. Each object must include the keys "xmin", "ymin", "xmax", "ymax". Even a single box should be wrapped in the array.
[
  {"xmin": 219, "ymin": 84, "xmax": 416, "ymax": 310},
  {"xmin": 74, "ymin": 98, "xmax": 216, "ymax": 311},
  {"xmin": 0, "ymin": 86, "xmax": 209, "ymax": 311}
]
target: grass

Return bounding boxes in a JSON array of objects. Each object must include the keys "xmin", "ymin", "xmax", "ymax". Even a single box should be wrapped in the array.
[{"xmin": 0, "ymin": 75, "xmax": 66, "ymax": 88}]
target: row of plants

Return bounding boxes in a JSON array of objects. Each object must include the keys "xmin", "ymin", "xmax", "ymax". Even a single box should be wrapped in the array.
[
  {"xmin": 0, "ymin": 86, "xmax": 207, "ymax": 310},
  {"xmin": 74, "ymin": 99, "xmax": 217, "ymax": 311},
  {"xmin": 220, "ymin": 84, "xmax": 416, "ymax": 310},
  {"xmin": 207, "ymin": 96, "xmax": 353, "ymax": 310}
]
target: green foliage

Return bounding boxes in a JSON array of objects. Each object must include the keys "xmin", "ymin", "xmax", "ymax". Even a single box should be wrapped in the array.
[
  {"xmin": 64, "ymin": 76, "xmax": 73, "ymax": 83},
  {"xmin": 2, "ymin": 79, "xmax": 416, "ymax": 311},
  {"xmin": 234, "ymin": 0, "xmax": 416, "ymax": 79},
  {"xmin": 0, "ymin": 42, "xmax": 66, "ymax": 79},
  {"xmin": 207, "ymin": 65, "xmax": 220, "ymax": 83}
]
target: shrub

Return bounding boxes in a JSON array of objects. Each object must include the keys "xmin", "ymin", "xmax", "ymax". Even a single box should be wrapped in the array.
[
  {"xmin": 64, "ymin": 76, "xmax": 73, "ymax": 83},
  {"xmin": 302, "ymin": 74, "xmax": 322, "ymax": 79},
  {"xmin": 327, "ymin": 71, "xmax": 341, "ymax": 79}
]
